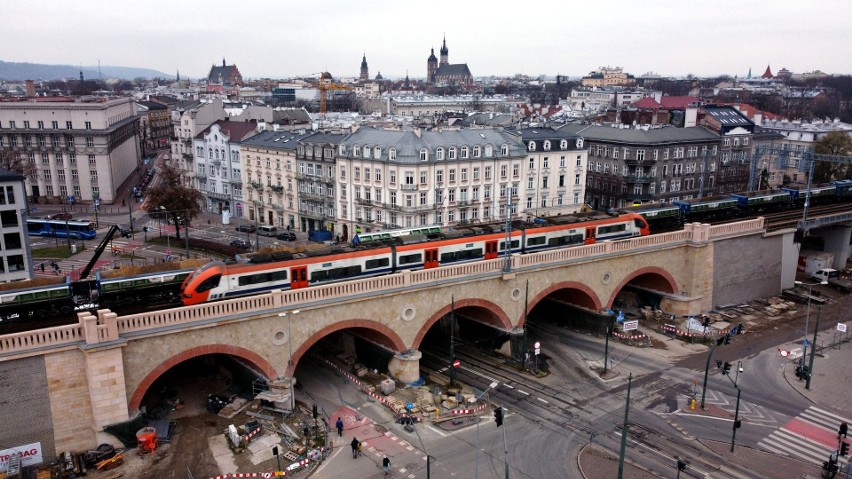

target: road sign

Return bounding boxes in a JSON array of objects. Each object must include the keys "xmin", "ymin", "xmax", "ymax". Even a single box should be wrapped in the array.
[
  {"xmin": 452, "ymin": 359, "xmax": 461, "ymax": 369},
  {"xmin": 623, "ymin": 320, "xmax": 639, "ymax": 331},
  {"xmin": 616, "ymin": 310, "xmax": 625, "ymax": 323},
  {"xmin": 778, "ymin": 349, "xmax": 790, "ymax": 357},
  {"xmin": 802, "ymin": 339, "xmax": 811, "ymax": 347},
  {"xmin": 534, "ymin": 341, "xmax": 541, "ymax": 355},
  {"xmin": 66, "ymin": 195, "xmax": 74, "ymax": 204},
  {"xmin": 237, "ymin": 202, "xmax": 243, "ymax": 210},
  {"xmin": 406, "ymin": 402, "xmax": 414, "ymax": 411},
  {"xmin": 838, "ymin": 323, "xmax": 848, "ymax": 333}
]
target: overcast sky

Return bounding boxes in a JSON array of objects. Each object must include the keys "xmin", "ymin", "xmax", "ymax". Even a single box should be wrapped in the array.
[{"xmin": 3, "ymin": 0, "xmax": 851, "ymax": 80}]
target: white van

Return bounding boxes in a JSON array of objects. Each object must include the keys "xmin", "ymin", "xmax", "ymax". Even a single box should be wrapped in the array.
[{"xmin": 258, "ymin": 225, "xmax": 278, "ymax": 237}]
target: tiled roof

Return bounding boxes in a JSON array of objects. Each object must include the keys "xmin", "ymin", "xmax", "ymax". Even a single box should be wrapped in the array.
[
  {"xmin": 240, "ymin": 129, "xmax": 316, "ymax": 151},
  {"xmin": 197, "ymin": 120, "xmax": 257, "ymax": 141},
  {"xmin": 633, "ymin": 97, "xmax": 662, "ymax": 109},
  {"xmin": 434, "ymin": 64, "xmax": 472, "ymax": 78},
  {"xmin": 659, "ymin": 96, "xmax": 699, "ymax": 109}
]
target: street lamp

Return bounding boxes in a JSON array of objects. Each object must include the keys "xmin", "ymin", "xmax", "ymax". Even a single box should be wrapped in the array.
[
  {"xmin": 278, "ymin": 310, "xmax": 300, "ymax": 411},
  {"xmin": 160, "ymin": 206, "xmax": 171, "ymax": 256},
  {"xmin": 475, "ymin": 381, "xmax": 499, "ymax": 479},
  {"xmin": 794, "ymin": 279, "xmax": 828, "ymax": 386}
]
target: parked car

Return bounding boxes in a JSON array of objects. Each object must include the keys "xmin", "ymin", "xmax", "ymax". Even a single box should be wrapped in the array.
[
  {"xmin": 230, "ymin": 239, "xmax": 252, "ymax": 249},
  {"xmin": 47, "ymin": 212, "xmax": 73, "ymax": 220},
  {"xmin": 276, "ymin": 232, "xmax": 297, "ymax": 241},
  {"xmin": 236, "ymin": 224, "xmax": 256, "ymax": 233}
]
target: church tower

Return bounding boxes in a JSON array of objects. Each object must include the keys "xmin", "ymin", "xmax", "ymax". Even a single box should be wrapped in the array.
[
  {"xmin": 439, "ymin": 35, "xmax": 449, "ymax": 65},
  {"xmin": 360, "ymin": 53, "xmax": 369, "ymax": 81},
  {"xmin": 427, "ymin": 48, "xmax": 438, "ymax": 83}
]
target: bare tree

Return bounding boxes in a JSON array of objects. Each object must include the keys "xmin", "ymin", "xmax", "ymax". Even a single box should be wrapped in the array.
[
  {"xmin": 144, "ymin": 164, "xmax": 204, "ymax": 239},
  {"xmin": 0, "ymin": 148, "xmax": 37, "ymax": 179}
]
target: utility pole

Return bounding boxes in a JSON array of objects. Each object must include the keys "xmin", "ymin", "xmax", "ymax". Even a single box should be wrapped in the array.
[
  {"xmin": 503, "ymin": 189, "xmax": 512, "ymax": 273},
  {"xmin": 604, "ymin": 314, "xmax": 614, "ymax": 374},
  {"xmin": 701, "ymin": 336, "xmax": 726, "ymax": 409},
  {"xmin": 617, "ymin": 372, "xmax": 632, "ymax": 479},
  {"xmin": 127, "ymin": 195, "xmax": 134, "ymax": 239},
  {"xmin": 521, "ymin": 279, "xmax": 528, "ymax": 367},
  {"xmin": 806, "ymin": 304, "xmax": 822, "ymax": 390},
  {"xmin": 731, "ymin": 386, "xmax": 742, "ymax": 452}
]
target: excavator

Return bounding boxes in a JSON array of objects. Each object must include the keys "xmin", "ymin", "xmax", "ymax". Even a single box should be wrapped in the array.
[{"xmin": 78, "ymin": 224, "xmax": 132, "ymax": 280}]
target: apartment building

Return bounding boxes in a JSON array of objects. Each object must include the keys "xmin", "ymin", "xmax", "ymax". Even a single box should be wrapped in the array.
[
  {"xmin": 136, "ymin": 101, "xmax": 171, "ymax": 152},
  {"xmin": 0, "ymin": 97, "xmax": 141, "ymax": 205},
  {"xmin": 559, "ymin": 124, "xmax": 724, "ymax": 209},
  {"xmin": 0, "ymin": 169, "xmax": 32, "ymax": 282},
  {"xmin": 514, "ymin": 128, "xmax": 588, "ymax": 216},
  {"xmin": 192, "ymin": 120, "xmax": 257, "ymax": 219},
  {"xmin": 336, "ymin": 127, "xmax": 527, "ymax": 241},
  {"xmin": 295, "ymin": 132, "xmax": 346, "ymax": 233},
  {"xmin": 240, "ymin": 129, "xmax": 317, "ymax": 227},
  {"xmin": 759, "ymin": 117, "xmax": 852, "ymax": 187},
  {"xmin": 170, "ymin": 98, "xmax": 225, "ymax": 182}
]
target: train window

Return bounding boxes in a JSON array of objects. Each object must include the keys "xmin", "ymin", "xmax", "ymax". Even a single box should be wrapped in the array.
[
  {"xmin": 313, "ymin": 265, "xmax": 362, "ymax": 282},
  {"xmin": 527, "ymin": 236, "xmax": 546, "ymax": 246},
  {"xmin": 598, "ymin": 224, "xmax": 627, "ymax": 235},
  {"xmin": 196, "ymin": 274, "xmax": 222, "ymax": 293},
  {"xmin": 548, "ymin": 234, "xmax": 584, "ymax": 246},
  {"xmin": 398, "ymin": 253, "xmax": 422, "ymax": 265},
  {"xmin": 239, "ymin": 270, "xmax": 288, "ymax": 286},
  {"xmin": 365, "ymin": 258, "xmax": 390, "ymax": 270},
  {"xmin": 634, "ymin": 218, "xmax": 647, "ymax": 229},
  {"xmin": 440, "ymin": 249, "xmax": 483, "ymax": 263},
  {"xmin": 499, "ymin": 240, "xmax": 520, "ymax": 251},
  {"xmin": 440, "ymin": 252, "xmax": 457, "ymax": 262}
]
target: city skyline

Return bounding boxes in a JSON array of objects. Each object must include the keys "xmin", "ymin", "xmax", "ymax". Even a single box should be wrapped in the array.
[{"xmin": 2, "ymin": 0, "xmax": 851, "ymax": 80}]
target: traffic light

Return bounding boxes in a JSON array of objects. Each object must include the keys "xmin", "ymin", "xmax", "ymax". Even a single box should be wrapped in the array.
[
  {"xmin": 676, "ymin": 458, "xmax": 687, "ymax": 471},
  {"xmin": 494, "ymin": 407, "xmax": 504, "ymax": 427},
  {"xmin": 122, "ymin": 230, "xmax": 131, "ymax": 238},
  {"xmin": 737, "ymin": 323, "xmax": 744, "ymax": 334},
  {"xmin": 722, "ymin": 362, "xmax": 732, "ymax": 376},
  {"xmin": 143, "ymin": 226, "xmax": 151, "ymax": 232},
  {"xmin": 702, "ymin": 316, "xmax": 710, "ymax": 328},
  {"xmin": 312, "ymin": 403, "xmax": 318, "ymax": 419},
  {"xmin": 841, "ymin": 441, "xmax": 849, "ymax": 457},
  {"xmin": 840, "ymin": 421, "xmax": 848, "ymax": 438},
  {"xmin": 724, "ymin": 334, "xmax": 732, "ymax": 345},
  {"xmin": 734, "ymin": 420, "xmax": 742, "ymax": 429},
  {"xmin": 716, "ymin": 360, "xmax": 723, "ymax": 369}
]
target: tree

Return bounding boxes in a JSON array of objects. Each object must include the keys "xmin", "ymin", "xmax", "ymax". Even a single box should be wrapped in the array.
[
  {"xmin": 0, "ymin": 148, "xmax": 37, "ymax": 179},
  {"xmin": 144, "ymin": 164, "xmax": 203, "ymax": 239},
  {"xmin": 812, "ymin": 131, "xmax": 852, "ymax": 183}
]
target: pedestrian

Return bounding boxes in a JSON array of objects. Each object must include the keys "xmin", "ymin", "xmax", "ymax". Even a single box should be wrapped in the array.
[
  {"xmin": 39, "ymin": 262, "xmax": 45, "ymax": 273},
  {"xmin": 350, "ymin": 437, "xmax": 359, "ymax": 459},
  {"xmin": 382, "ymin": 455, "xmax": 391, "ymax": 475},
  {"xmin": 336, "ymin": 417, "xmax": 343, "ymax": 437},
  {"xmin": 357, "ymin": 440, "xmax": 362, "ymax": 457}
]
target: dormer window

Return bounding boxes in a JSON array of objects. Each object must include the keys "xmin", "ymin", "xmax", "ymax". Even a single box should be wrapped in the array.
[
  {"xmin": 461, "ymin": 146, "xmax": 469, "ymax": 159},
  {"xmin": 485, "ymin": 145, "xmax": 493, "ymax": 157},
  {"xmin": 389, "ymin": 147, "xmax": 397, "ymax": 161},
  {"xmin": 576, "ymin": 138, "xmax": 584, "ymax": 148},
  {"xmin": 560, "ymin": 140, "xmax": 568, "ymax": 149},
  {"xmin": 375, "ymin": 147, "xmax": 382, "ymax": 159},
  {"xmin": 473, "ymin": 145, "xmax": 481, "ymax": 157},
  {"xmin": 501, "ymin": 144, "xmax": 509, "ymax": 156},
  {"xmin": 339, "ymin": 145, "xmax": 346, "ymax": 155},
  {"xmin": 436, "ymin": 148, "xmax": 445, "ymax": 160},
  {"xmin": 543, "ymin": 140, "xmax": 551, "ymax": 151},
  {"xmin": 448, "ymin": 147, "xmax": 457, "ymax": 160},
  {"xmin": 420, "ymin": 148, "xmax": 428, "ymax": 161},
  {"xmin": 364, "ymin": 146, "xmax": 371, "ymax": 158},
  {"xmin": 353, "ymin": 145, "xmax": 360, "ymax": 157},
  {"xmin": 528, "ymin": 141, "xmax": 536, "ymax": 152}
]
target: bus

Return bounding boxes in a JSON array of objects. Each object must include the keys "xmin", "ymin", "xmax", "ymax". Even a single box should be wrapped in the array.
[{"xmin": 27, "ymin": 218, "xmax": 97, "ymax": 239}]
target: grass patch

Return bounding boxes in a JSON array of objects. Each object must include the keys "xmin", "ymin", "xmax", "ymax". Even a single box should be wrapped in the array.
[{"xmin": 31, "ymin": 245, "xmax": 84, "ymax": 258}]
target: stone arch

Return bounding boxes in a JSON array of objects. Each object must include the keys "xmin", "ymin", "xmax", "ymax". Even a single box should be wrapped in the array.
[
  {"xmin": 128, "ymin": 344, "xmax": 277, "ymax": 412},
  {"xmin": 411, "ymin": 298, "xmax": 511, "ymax": 350},
  {"xmin": 289, "ymin": 319, "xmax": 407, "ymax": 374},
  {"xmin": 522, "ymin": 281, "xmax": 603, "ymax": 327},
  {"xmin": 605, "ymin": 266, "xmax": 679, "ymax": 308}
]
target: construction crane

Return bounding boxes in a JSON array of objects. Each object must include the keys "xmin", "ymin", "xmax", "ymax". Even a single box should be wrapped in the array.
[{"xmin": 317, "ymin": 73, "xmax": 353, "ymax": 115}]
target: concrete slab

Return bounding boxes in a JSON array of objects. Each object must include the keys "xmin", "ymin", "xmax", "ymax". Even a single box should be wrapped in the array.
[{"xmin": 207, "ymin": 433, "xmax": 234, "ymax": 475}]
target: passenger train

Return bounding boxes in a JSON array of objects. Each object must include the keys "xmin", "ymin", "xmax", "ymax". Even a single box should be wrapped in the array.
[{"xmin": 180, "ymin": 212, "xmax": 650, "ymax": 306}]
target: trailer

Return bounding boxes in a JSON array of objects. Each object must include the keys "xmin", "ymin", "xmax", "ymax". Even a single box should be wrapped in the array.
[{"xmin": 729, "ymin": 190, "xmax": 792, "ymax": 207}]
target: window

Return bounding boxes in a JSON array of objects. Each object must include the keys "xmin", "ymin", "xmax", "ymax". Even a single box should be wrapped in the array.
[
  {"xmin": 363, "ymin": 146, "xmax": 371, "ymax": 158},
  {"xmin": 88, "ymin": 154, "xmax": 96, "ymax": 165},
  {"xmin": 636, "ymin": 150, "xmax": 645, "ymax": 162},
  {"xmin": 461, "ymin": 146, "xmax": 469, "ymax": 158},
  {"xmin": 436, "ymin": 148, "xmax": 444, "ymax": 160},
  {"xmin": 485, "ymin": 166, "xmax": 492, "ymax": 180},
  {"xmin": 43, "ymin": 170, "xmax": 51, "ymax": 180},
  {"xmin": 389, "ymin": 147, "xmax": 397, "ymax": 161},
  {"xmin": 405, "ymin": 171, "xmax": 414, "ymax": 185},
  {"xmin": 23, "ymin": 121, "xmax": 30, "ymax": 129},
  {"xmin": 485, "ymin": 145, "xmax": 493, "ymax": 156},
  {"xmin": 90, "ymin": 170, "xmax": 98, "ymax": 182},
  {"xmin": 528, "ymin": 178, "xmax": 533, "ymax": 189},
  {"xmin": 529, "ymin": 158, "xmax": 535, "ymax": 169},
  {"xmin": 500, "ymin": 165, "xmax": 507, "ymax": 179},
  {"xmin": 473, "ymin": 145, "xmax": 481, "ymax": 157},
  {"xmin": 501, "ymin": 144, "xmax": 508, "ymax": 156},
  {"xmin": 420, "ymin": 171, "xmax": 427, "ymax": 185},
  {"xmin": 420, "ymin": 148, "xmax": 428, "ymax": 161},
  {"xmin": 71, "ymin": 169, "xmax": 78, "ymax": 179},
  {"xmin": 65, "ymin": 121, "xmax": 72, "ymax": 129},
  {"xmin": 84, "ymin": 121, "xmax": 92, "ymax": 130},
  {"xmin": 41, "ymin": 153, "xmax": 49, "ymax": 164},
  {"xmin": 528, "ymin": 141, "xmax": 536, "ymax": 152},
  {"xmin": 436, "ymin": 170, "xmax": 443, "ymax": 183},
  {"xmin": 353, "ymin": 145, "xmax": 360, "ymax": 157},
  {"xmin": 390, "ymin": 170, "xmax": 397, "ymax": 184},
  {"xmin": 448, "ymin": 147, "xmax": 457, "ymax": 160},
  {"xmin": 449, "ymin": 169, "xmax": 456, "ymax": 182},
  {"xmin": 543, "ymin": 140, "xmax": 551, "ymax": 151},
  {"xmin": 613, "ymin": 148, "xmax": 620, "ymax": 159},
  {"xmin": 542, "ymin": 177, "xmax": 549, "ymax": 188},
  {"xmin": 512, "ymin": 164, "xmax": 519, "ymax": 177}
]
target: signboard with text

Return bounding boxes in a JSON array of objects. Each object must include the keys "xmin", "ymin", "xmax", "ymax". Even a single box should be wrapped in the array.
[
  {"xmin": 623, "ymin": 320, "xmax": 639, "ymax": 332},
  {"xmin": 0, "ymin": 442, "xmax": 43, "ymax": 472}
]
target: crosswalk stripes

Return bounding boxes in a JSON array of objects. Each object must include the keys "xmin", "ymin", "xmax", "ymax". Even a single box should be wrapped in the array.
[
  {"xmin": 757, "ymin": 406, "xmax": 850, "ymax": 468},
  {"xmin": 697, "ymin": 389, "xmax": 778, "ymax": 426}
]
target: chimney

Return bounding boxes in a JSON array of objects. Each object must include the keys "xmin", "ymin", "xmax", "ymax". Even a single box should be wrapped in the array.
[
  {"xmin": 25, "ymin": 80, "xmax": 35, "ymax": 97},
  {"xmin": 684, "ymin": 105, "xmax": 698, "ymax": 128},
  {"xmin": 753, "ymin": 112, "xmax": 762, "ymax": 125},
  {"xmin": 412, "ymin": 127, "xmax": 422, "ymax": 138}
]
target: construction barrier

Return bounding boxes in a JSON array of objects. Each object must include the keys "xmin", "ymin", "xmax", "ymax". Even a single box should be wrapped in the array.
[
  {"xmin": 612, "ymin": 331, "xmax": 647, "ymax": 340},
  {"xmin": 241, "ymin": 426, "xmax": 261, "ymax": 445},
  {"xmin": 662, "ymin": 324, "xmax": 727, "ymax": 338},
  {"xmin": 208, "ymin": 447, "xmax": 328, "ymax": 478}
]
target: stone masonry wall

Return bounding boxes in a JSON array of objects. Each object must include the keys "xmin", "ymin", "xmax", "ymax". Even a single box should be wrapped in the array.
[{"xmin": 45, "ymin": 349, "xmax": 96, "ymax": 454}]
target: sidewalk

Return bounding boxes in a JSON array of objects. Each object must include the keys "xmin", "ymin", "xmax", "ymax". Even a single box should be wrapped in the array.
[{"xmin": 782, "ymin": 324, "xmax": 852, "ymax": 416}]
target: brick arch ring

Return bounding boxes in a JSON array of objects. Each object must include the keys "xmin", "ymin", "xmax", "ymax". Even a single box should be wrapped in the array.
[
  {"xmin": 128, "ymin": 344, "xmax": 278, "ymax": 412},
  {"xmin": 605, "ymin": 266, "xmax": 678, "ymax": 309},
  {"xmin": 411, "ymin": 298, "xmax": 512, "ymax": 350},
  {"xmin": 521, "ymin": 281, "xmax": 603, "ymax": 328},
  {"xmin": 288, "ymin": 319, "xmax": 408, "ymax": 375}
]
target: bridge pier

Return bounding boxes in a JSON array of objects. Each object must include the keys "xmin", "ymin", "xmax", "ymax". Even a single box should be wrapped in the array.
[
  {"xmin": 387, "ymin": 350, "xmax": 422, "ymax": 384},
  {"xmin": 819, "ymin": 224, "xmax": 852, "ymax": 270}
]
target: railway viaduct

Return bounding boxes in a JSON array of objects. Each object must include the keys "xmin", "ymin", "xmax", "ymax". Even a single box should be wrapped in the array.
[{"xmin": 0, "ymin": 219, "xmax": 795, "ymax": 459}]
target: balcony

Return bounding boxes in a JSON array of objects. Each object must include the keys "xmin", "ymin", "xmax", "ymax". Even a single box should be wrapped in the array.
[
  {"xmin": 401, "ymin": 184, "xmax": 418, "ymax": 191},
  {"xmin": 270, "ymin": 185, "xmax": 284, "ymax": 194},
  {"xmin": 195, "ymin": 171, "xmax": 207, "ymax": 179},
  {"xmin": 623, "ymin": 175, "xmax": 653, "ymax": 184},
  {"xmin": 206, "ymin": 191, "xmax": 230, "ymax": 201},
  {"xmin": 229, "ymin": 178, "xmax": 243, "ymax": 186},
  {"xmin": 355, "ymin": 198, "xmax": 374, "ymax": 206},
  {"xmin": 625, "ymin": 193, "xmax": 654, "ymax": 201},
  {"xmin": 624, "ymin": 158, "xmax": 655, "ymax": 166},
  {"xmin": 250, "ymin": 182, "xmax": 263, "ymax": 190}
]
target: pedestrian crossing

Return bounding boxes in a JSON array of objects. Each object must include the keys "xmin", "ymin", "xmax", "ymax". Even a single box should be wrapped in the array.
[
  {"xmin": 700, "ymin": 389, "xmax": 778, "ymax": 426},
  {"xmin": 758, "ymin": 406, "xmax": 850, "ymax": 468}
]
